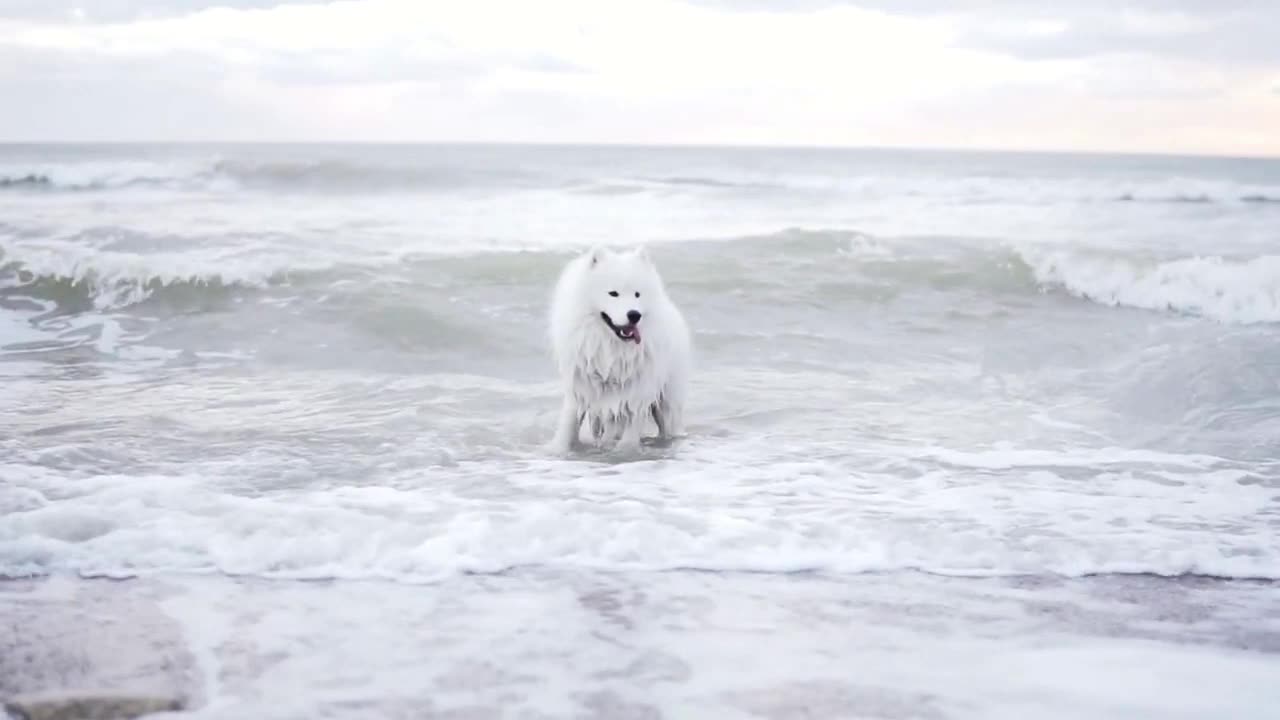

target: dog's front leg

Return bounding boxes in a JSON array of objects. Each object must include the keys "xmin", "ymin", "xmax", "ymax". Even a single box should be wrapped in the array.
[
  {"xmin": 548, "ymin": 396, "xmax": 582, "ymax": 454},
  {"xmin": 651, "ymin": 402, "xmax": 668, "ymax": 439},
  {"xmin": 651, "ymin": 388, "xmax": 685, "ymax": 440},
  {"xmin": 616, "ymin": 409, "xmax": 643, "ymax": 452}
]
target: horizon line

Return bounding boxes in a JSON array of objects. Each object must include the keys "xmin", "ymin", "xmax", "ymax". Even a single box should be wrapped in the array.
[{"xmin": 1, "ymin": 139, "xmax": 1277, "ymax": 162}]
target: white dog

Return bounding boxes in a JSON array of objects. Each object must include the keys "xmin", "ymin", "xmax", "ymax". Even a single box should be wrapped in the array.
[{"xmin": 547, "ymin": 246, "xmax": 691, "ymax": 453}]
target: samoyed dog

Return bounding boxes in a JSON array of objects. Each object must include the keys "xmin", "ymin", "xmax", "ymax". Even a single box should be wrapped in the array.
[{"xmin": 547, "ymin": 246, "xmax": 691, "ymax": 454}]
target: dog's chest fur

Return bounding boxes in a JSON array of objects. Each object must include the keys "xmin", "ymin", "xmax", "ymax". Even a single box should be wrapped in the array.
[{"xmin": 567, "ymin": 331, "xmax": 663, "ymax": 420}]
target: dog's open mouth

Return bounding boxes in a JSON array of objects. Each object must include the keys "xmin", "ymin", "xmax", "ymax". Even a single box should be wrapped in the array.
[{"xmin": 600, "ymin": 312, "xmax": 641, "ymax": 344}]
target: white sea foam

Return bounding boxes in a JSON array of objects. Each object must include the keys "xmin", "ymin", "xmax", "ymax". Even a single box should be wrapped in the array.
[
  {"xmin": 1026, "ymin": 250, "xmax": 1280, "ymax": 324},
  {"xmin": 6, "ymin": 568, "xmax": 1272, "ymax": 720},
  {"xmin": 1, "ymin": 441, "xmax": 1274, "ymax": 582}
]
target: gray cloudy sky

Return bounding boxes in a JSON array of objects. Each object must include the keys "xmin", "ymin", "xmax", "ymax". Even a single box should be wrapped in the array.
[{"xmin": 1, "ymin": 0, "xmax": 1277, "ymax": 155}]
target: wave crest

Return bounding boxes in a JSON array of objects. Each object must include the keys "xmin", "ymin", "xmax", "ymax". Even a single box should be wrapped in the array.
[
  {"xmin": 0, "ymin": 156, "xmax": 513, "ymax": 194},
  {"xmin": 0, "ymin": 159, "xmax": 229, "ymax": 192},
  {"xmin": 1114, "ymin": 192, "xmax": 1280, "ymax": 205},
  {"xmin": 762, "ymin": 228, "xmax": 1280, "ymax": 325},
  {"xmin": 1028, "ymin": 251, "xmax": 1280, "ymax": 324},
  {"xmin": 1, "ymin": 265, "xmax": 263, "ymax": 312},
  {"xmin": 5, "ymin": 153, "xmax": 1278, "ymax": 204},
  {"xmin": 6, "ymin": 223, "xmax": 1280, "ymax": 325},
  {"xmin": 0, "ymin": 241, "xmax": 292, "ymax": 311},
  {"xmin": 0, "ymin": 173, "xmax": 53, "ymax": 189}
]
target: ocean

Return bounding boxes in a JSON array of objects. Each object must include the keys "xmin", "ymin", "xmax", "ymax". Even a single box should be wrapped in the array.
[{"xmin": 1, "ymin": 143, "xmax": 1278, "ymax": 719}]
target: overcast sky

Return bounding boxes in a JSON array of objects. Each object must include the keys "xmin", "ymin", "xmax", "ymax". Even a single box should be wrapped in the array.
[{"xmin": 1, "ymin": 0, "xmax": 1277, "ymax": 155}]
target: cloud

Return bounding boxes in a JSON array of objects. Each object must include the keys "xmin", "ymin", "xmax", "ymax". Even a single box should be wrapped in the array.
[
  {"xmin": 954, "ymin": 8, "xmax": 1280, "ymax": 67},
  {"xmin": 693, "ymin": 0, "xmax": 1280, "ymax": 67},
  {"xmin": 0, "ymin": 0, "xmax": 1276, "ymax": 154},
  {"xmin": 0, "ymin": 2, "xmax": 594, "ymax": 141},
  {"xmin": 0, "ymin": 44, "xmax": 279, "ymax": 140},
  {"xmin": 693, "ymin": 1, "xmax": 1278, "ymax": 16},
  {"xmin": 247, "ymin": 47, "xmax": 584, "ymax": 88},
  {"xmin": 0, "ymin": 2, "xmax": 585, "ymax": 88},
  {"xmin": 0, "ymin": 1, "xmax": 323, "ymax": 23}
]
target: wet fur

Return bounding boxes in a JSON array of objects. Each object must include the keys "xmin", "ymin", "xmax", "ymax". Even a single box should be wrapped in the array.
[{"xmin": 547, "ymin": 246, "xmax": 690, "ymax": 453}]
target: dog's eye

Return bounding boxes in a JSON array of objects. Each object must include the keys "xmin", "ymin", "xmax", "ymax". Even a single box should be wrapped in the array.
[
  {"xmin": 634, "ymin": 292, "xmax": 640, "ymax": 298},
  {"xmin": 608, "ymin": 291, "xmax": 619, "ymax": 297}
]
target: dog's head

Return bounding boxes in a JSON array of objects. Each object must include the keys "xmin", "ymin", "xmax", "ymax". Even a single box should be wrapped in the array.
[{"xmin": 581, "ymin": 246, "xmax": 660, "ymax": 344}]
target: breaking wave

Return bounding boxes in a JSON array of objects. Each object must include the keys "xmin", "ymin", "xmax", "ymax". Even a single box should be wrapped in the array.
[
  {"xmin": 0, "ymin": 265, "xmax": 274, "ymax": 313},
  {"xmin": 4, "ymin": 222, "xmax": 1280, "ymax": 326},
  {"xmin": 7, "ymin": 152, "xmax": 1277, "ymax": 205},
  {"xmin": 0, "ymin": 159, "xmax": 229, "ymax": 192},
  {"xmin": 1028, "ymin": 251, "xmax": 1280, "ymax": 324},
  {"xmin": 0, "ymin": 156, "xmax": 528, "ymax": 194},
  {"xmin": 0, "ymin": 241, "xmax": 301, "ymax": 311},
  {"xmin": 754, "ymin": 228, "xmax": 1280, "ymax": 325},
  {"xmin": 1114, "ymin": 192, "xmax": 1280, "ymax": 205},
  {"xmin": 1115, "ymin": 192, "xmax": 1212, "ymax": 204},
  {"xmin": 0, "ymin": 174, "xmax": 54, "ymax": 189},
  {"xmin": 723, "ymin": 228, "xmax": 1280, "ymax": 324}
]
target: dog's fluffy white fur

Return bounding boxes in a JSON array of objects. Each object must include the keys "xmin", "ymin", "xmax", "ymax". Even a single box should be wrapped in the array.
[{"xmin": 547, "ymin": 246, "xmax": 690, "ymax": 453}]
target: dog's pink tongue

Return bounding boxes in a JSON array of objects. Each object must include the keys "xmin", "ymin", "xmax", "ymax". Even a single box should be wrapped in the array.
[{"xmin": 629, "ymin": 325, "xmax": 642, "ymax": 343}]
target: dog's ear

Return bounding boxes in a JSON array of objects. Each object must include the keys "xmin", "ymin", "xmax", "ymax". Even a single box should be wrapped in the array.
[
  {"xmin": 632, "ymin": 245, "xmax": 652, "ymax": 264},
  {"xmin": 587, "ymin": 246, "xmax": 607, "ymax": 267}
]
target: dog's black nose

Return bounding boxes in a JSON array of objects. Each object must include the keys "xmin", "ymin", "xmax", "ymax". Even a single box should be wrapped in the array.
[{"xmin": 626, "ymin": 310, "xmax": 642, "ymax": 324}]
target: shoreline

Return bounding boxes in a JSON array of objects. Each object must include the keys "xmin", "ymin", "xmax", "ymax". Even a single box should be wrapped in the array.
[{"xmin": 4, "ymin": 571, "xmax": 1277, "ymax": 719}]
